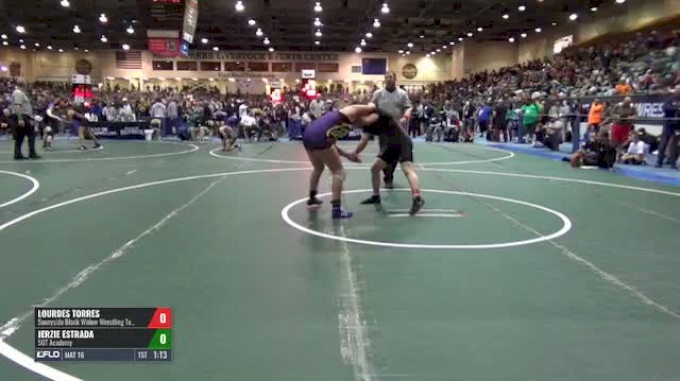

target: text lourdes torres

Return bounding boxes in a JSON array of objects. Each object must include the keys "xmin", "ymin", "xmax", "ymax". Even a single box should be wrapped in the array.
[{"xmin": 36, "ymin": 309, "xmax": 129, "ymax": 327}]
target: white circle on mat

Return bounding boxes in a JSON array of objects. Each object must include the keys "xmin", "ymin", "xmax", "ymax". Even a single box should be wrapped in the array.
[
  {"xmin": 0, "ymin": 170, "xmax": 40, "ymax": 209},
  {"xmin": 281, "ymin": 188, "xmax": 572, "ymax": 250},
  {"xmin": 209, "ymin": 145, "xmax": 514, "ymax": 166}
]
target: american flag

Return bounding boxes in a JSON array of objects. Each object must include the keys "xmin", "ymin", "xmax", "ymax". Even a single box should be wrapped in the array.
[{"xmin": 115, "ymin": 51, "xmax": 142, "ymax": 69}]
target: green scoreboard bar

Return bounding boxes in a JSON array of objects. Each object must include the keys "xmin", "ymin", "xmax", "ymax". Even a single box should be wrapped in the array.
[{"xmin": 34, "ymin": 307, "xmax": 172, "ymax": 362}]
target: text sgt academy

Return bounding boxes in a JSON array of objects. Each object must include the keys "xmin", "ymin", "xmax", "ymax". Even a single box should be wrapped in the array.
[{"xmin": 153, "ymin": 51, "xmax": 340, "ymax": 62}]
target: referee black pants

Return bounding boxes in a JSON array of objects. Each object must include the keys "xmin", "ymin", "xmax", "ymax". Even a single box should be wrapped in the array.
[{"xmin": 10, "ymin": 116, "xmax": 37, "ymax": 158}]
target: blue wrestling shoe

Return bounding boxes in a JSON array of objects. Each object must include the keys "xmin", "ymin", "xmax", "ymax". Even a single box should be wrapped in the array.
[{"xmin": 332, "ymin": 207, "xmax": 353, "ymax": 219}]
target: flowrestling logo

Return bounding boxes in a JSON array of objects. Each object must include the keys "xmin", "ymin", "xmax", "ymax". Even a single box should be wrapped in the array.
[{"xmin": 36, "ymin": 350, "xmax": 61, "ymax": 360}]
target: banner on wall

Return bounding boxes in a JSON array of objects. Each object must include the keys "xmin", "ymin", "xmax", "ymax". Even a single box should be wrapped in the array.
[
  {"xmin": 148, "ymin": 38, "xmax": 183, "ymax": 56},
  {"xmin": 578, "ymin": 94, "xmax": 667, "ymax": 124},
  {"xmin": 87, "ymin": 121, "xmax": 151, "ymax": 140},
  {"xmin": 182, "ymin": 0, "xmax": 199, "ymax": 44}
]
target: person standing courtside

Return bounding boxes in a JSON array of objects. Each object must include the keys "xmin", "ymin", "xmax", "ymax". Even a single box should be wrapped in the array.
[
  {"xmin": 11, "ymin": 78, "xmax": 40, "ymax": 160},
  {"xmin": 370, "ymin": 71, "xmax": 412, "ymax": 188}
]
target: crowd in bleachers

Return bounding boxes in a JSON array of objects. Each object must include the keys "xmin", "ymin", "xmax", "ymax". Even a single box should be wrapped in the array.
[{"xmin": 1, "ymin": 27, "xmax": 679, "ymax": 168}]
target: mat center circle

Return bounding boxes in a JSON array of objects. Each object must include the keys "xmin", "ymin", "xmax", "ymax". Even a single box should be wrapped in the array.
[{"xmin": 281, "ymin": 189, "xmax": 572, "ymax": 250}]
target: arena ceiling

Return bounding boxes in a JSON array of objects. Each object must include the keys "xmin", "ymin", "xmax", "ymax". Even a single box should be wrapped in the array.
[{"xmin": 0, "ymin": 0, "xmax": 631, "ymax": 54}]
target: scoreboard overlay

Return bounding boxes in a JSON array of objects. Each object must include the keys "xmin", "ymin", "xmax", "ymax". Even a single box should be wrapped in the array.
[{"xmin": 34, "ymin": 307, "xmax": 171, "ymax": 362}]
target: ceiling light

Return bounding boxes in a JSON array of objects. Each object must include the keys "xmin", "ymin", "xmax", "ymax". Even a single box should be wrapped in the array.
[
  {"xmin": 19, "ymin": 39, "xmax": 23, "ymax": 43},
  {"xmin": 269, "ymin": 47, "xmax": 274, "ymax": 52},
  {"xmin": 58, "ymin": 48, "xmax": 63, "ymax": 52},
  {"xmin": 315, "ymin": 29, "xmax": 322, "ymax": 37},
  {"xmin": 73, "ymin": 25, "xmax": 81, "ymax": 33},
  {"xmin": 406, "ymin": 51, "xmax": 410, "ymax": 55},
  {"xmin": 126, "ymin": 26, "xmax": 134, "ymax": 34},
  {"xmin": 235, "ymin": 0, "xmax": 244, "ymax": 11},
  {"xmin": 450, "ymin": 41, "xmax": 455, "ymax": 45},
  {"xmin": 407, "ymin": 42, "xmax": 413, "ymax": 48},
  {"xmin": 158, "ymin": 77, "xmax": 165, "ymax": 81},
  {"xmin": 381, "ymin": 2, "xmax": 389, "ymax": 13},
  {"xmin": 373, "ymin": 19, "xmax": 380, "ymax": 28},
  {"xmin": 101, "ymin": 35, "xmax": 108, "ymax": 42},
  {"xmin": 569, "ymin": 13, "xmax": 578, "ymax": 20},
  {"xmin": 502, "ymin": 14, "xmax": 509, "ymax": 19},
  {"xmin": 591, "ymin": 6, "xmax": 597, "ymax": 11},
  {"xmin": 263, "ymin": 38, "xmax": 270, "ymax": 45},
  {"xmin": 442, "ymin": 45, "xmax": 447, "ymax": 49},
  {"xmin": 74, "ymin": 47, "xmax": 79, "ymax": 51},
  {"xmin": 256, "ymin": 28, "xmax": 263, "ymax": 36},
  {"xmin": 509, "ymin": 37, "xmax": 515, "ymax": 43},
  {"xmin": 467, "ymin": 32, "xmax": 473, "ymax": 37},
  {"xmin": 419, "ymin": 35, "xmax": 424, "ymax": 39},
  {"xmin": 398, "ymin": 49, "xmax": 403, "ymax": 53},
  {"xmin": 477, "ymin": 27, "xmax": 483, "ymax": 32},
  {"xmin": 355, "ymin": 47, "xmax": 362, "ymax": 53},
  {"xmin": 0, "ymin": 34, "xmax": 5, "ymax": 39},
  {"xmin": 458, "ymin": 37, "xmax": 463, "ymax": 41},
  {"xmin": 552, "ymin": 22, "xmax": 557, "ymax": 26},
  {"xmin": 122, "ymin": 44, "xmax": 130, "ymax": 50},
  {"xmin": 213, "ymin": 46, "xmax": 219, "ymax": 51},
  {"xmin": 16, "ymin": 25, "xmax": 25, "ymax": 34},
  {"xmin": 535, "ymin": 28, "xmax": 542, "ymax": 32},
  {"xmin": 521, "ymin": 33, "xmax": 527, "ymax": 38},
  {"xmin": 192, "ymin": 77, "xmax": 198, "ymax": 81},
  {"xmin": 315, "ymin": 40, "xmax": 320, "ymax": 45},
  {"xmin": 20, "ymin": 44, "xmax": 26, "ymax": 49},
  {"xmin": 430, "ymin": 51, "xmax": 435, "ymax": 55},
  {"xmin": 314, "ymin": 2, "xmax": 322, "ymax": 12},
  {"xmin": 0, "ymin": 65, "xmax": 7, "ymax": 71},
  {"xmin": 248, "ymin": 18, "xmax": 256, "ymax": 26},
  {"xmin": 2, "ymin": 41, "xmax": 7, "ymax": 46},
  {"xmin": 425, "ymin": 54, "xmax": 430, "ymax": 58},
  {"xmin": 360, "ymin": 39, "xmax": 366, "ymax": 46},
  {"xmin": 615, "ymin": 0, "xmax": 625, "ymax": 3},
  {"xmin": 60, "ymin": 0, "xmax": 69, "ymax": 7},
  {"xmin": 201, "ymin": 38, "xmax": 208, "ymax": 43},
  {"xmin": 365, "ymin": 32, "xmax": 373, "ymax": 38},
  {"xmin": 518, "ymin": 5, "xmax": 526, "ymax": 11},
  {"xmin": 314, "ymin": 18, "xmax": 322, "ymax": 27},
  {"xmin": 47, "ymin": 45, "xmax": 52, "ymax": 49},
  {"xmin": 34, "ymin": 42, "xmax": 39, "ymax": 46},
  {"xmin": 84, "ymin": 49, "xmax": 89, "ymax": 52},
  {"xmin": 99, "ymin": 13, "xmax": 108, "ymax": 23}
]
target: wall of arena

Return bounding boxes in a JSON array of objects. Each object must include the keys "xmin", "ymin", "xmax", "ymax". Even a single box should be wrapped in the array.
[
  {"xmin": 0, "ymin": 49, "xmax": 452, "ymax": 93},
  {"xmin": 0, "ymin": 0, "xmax": 677, "ymax": 91}
]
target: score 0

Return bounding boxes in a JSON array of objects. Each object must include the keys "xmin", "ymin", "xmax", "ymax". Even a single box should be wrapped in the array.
[{"xmin": 147, "ymin": 308, "xmax": 172, "ymax": 329}]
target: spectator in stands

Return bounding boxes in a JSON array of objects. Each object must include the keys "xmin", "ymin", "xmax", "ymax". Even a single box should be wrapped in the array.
[
  {"xmin": 619, "ymin": 131, "xmax": 647, "ymax": 165},
  {"xmin": 609, "ymin": 97, "xmax": 637, "ymax": 147},
  {"xmin": 588, "ymin": 99, "xmax": 605, "ymax": 134},
  {"xmin": 656, "ymin": 89, "xmax": 680, "ymax": 168},
  {"xmin": 521, "ymin": 94, "xmax": 542, "ymax": 144},
  {"xmin": 150, "ymin": 98, "xmax": 167, "ymax": 135}
]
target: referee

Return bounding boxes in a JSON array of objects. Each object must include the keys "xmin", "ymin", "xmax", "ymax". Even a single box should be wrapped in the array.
[
  {"xmin": 370, "ymin": 71, "xmax": 412, "ymax": 188},
  {"xmin": 11, "ymin": 78, "xmax": 40, "ymax": 160}
]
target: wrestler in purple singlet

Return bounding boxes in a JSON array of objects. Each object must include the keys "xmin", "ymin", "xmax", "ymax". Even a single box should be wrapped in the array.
[{"xmin": 302, "ymin": 110, "xmax": 349, "ymax": 150}]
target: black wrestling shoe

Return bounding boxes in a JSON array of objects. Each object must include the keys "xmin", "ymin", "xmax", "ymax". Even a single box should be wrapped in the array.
[
  {"xmin": 29, "ymin": 154, "xmax": 42, "ymax": 160},
  {"xmin": 360, "ymin": 195, "xmax": 381, "ymax": 205},
  {"xmin": 409, "ymin": 196, "xmax": 425, "ymax": 215},
  {"xmin": 14, "ymin": 155, "xmax": 26, "ymax": 160},
  {"xmin": 306, "ymin": 198, "xmax": 323, "ymax": 210},
  {"xmin": 384, "ymin": 182, "xmax": 394, "ymax": 189}
]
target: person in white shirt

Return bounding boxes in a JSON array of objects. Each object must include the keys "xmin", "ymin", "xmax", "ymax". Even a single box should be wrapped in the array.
[
  {"xmin": 619, "ymin": 131, "xmax": 647, "ymax": 165},
  {"xmin": 240, "ymin": 112, "xmax": 258, "ymax": 141},
  {"xmin": 238, "ymin": 102, "xmax": 249, "ymax": 119},
  {"xmin": 150, "ymin": 98, "xmax": 167, "ymax": 135},
  {"xmin": 308, "ymin": 98, "xmax": 324, "ymax": 120}
]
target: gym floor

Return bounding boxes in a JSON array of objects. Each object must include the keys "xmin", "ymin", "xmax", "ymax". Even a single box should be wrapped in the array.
[{"xmin": 0, "ymin": 138, "xmax": 679, "ymax": 381}]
